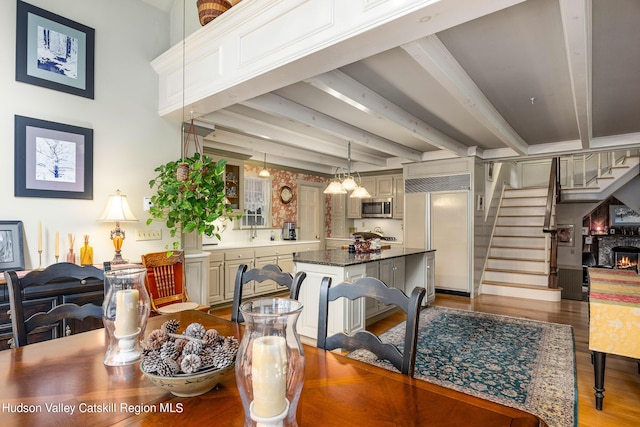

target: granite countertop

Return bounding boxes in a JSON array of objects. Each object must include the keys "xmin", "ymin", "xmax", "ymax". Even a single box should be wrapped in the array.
[
  {"xmin": 203, "ymin": 240, "xmax": 320, "ymax": 250},
  {"xmin": 293, "ymin": 248, "xmax": 434, "ymax": 267}
]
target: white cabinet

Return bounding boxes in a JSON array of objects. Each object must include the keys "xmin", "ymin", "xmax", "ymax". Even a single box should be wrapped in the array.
[
  {"xmin": 207, "ymin": 242, "xmax": 321, "ymax": 305},
  {"xmin": 208, "ymin": 251, "xmax": 224, "ymax": 305},
  {"xmin": 425, "ymin": 251, "xmax": 436, "ymax": 303},
  {"xmin": 347, "ymin": 196, "xmax": 361, "ymax": 219},
  {"xmin": 393, "ymin": 175, "xmax": 404, "ymax": 219},
  {"xmin": 367, "ymin": 257, "xmax": 405, "ymax": 319},
  {"xmin": 330, "ymin": 193, "xmax": 347, "ymax": 237},
  {"xmin": 223, "ymin": 249, "xmax": 254, "ymax": 300}
]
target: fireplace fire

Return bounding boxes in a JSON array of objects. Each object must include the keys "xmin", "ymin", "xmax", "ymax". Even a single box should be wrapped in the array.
[{"xmin": 612, "ymin": 246, "xmax": 640, "ymax": 272}]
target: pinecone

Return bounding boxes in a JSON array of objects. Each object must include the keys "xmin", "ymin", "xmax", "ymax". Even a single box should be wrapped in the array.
[
  {"xmin": 141, "ymin": 350, "xmax": 162, "ymax": 373},
  {"xmin": 203, "ymin": 328, "xmax": 220, "ymax": 345},
  {"xmin": 174, "ymin": 338, "xmax": 188, "ymax": 354},
  {"xmin": 156, "ymin": 357, "xmax": 180, "ymax": 377},
  {"xmin": 185, "ymin": 322, "xmax": 206, "ymax": 339},
  {"xmin": 161, "ymin": 319, "xmax": 180, "ymax": 334},
  {"xmin": 199, "ymin": 346, "xmax": 216, "ymax": 367},
  {"xmin": 145, "ymin": 329, "xmax": 168, "ymax": 350},
  {"xmin": 183, "ymin": 340, "xmax": 203, "ymax": 355},
  {"xmin": 181, "ymin": 354, "xmax": 203, "ymax": 374},
  {"xmin": 160, "ymin": 340, "xmax": 179, "ymax": 360},
  {"xmin": 211, "ymin": 337, "xmax": 239, "ymax": 369}
]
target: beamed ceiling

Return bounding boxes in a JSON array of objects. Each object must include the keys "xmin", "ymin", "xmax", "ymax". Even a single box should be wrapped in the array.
[{"xmin": 146, "ymin": 0, "xmax": 640, "ymax": 175}]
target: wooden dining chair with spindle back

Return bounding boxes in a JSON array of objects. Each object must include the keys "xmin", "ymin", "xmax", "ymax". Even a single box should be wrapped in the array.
[
  {"xmin": 141, "ymin": 251, "xmax": 208, "ymax": 315},
  {"xmin": 230, "ymin": 263, "xmax": 307, "ymax": 323},
  {"xmin": 317, "ymin": 276, "xmax": 426, "ymax": 377},
  {"xmin": 4, "ymin": 262, "xmax": 104, "ymax": 348}
]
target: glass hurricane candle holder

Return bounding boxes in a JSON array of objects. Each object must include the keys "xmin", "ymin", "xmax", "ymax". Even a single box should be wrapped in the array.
[
  {"xmin": 102, "ymin": 267, "xmax": 151, "ymax": 366},
  {"xmin": 236, "ymin": 298, "xmax": 305, "ymax": 427}
]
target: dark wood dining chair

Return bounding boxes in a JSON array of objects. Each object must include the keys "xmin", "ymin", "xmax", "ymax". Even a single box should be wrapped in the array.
[
  {"xmin": 231, "ymin": 264, "xmax": 307, "ymax": 323},
  {"xmin": 5, "ymin": 262, "xmax": 104, "ymax": 348},
  {"xmin": 141, "ymin": 251, "xmax": 207, "ymax": 315},
  {"xmin": 317, "ymin": 276, "xmax": 426, "ymax": 376}
]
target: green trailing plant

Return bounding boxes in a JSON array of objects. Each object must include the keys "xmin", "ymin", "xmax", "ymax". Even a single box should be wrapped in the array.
[{"xmin": 147, "ymin": 152, "xmax": 235, "ymax": 250}]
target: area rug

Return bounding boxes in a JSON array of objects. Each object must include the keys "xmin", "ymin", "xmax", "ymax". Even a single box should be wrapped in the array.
[{"xmin": 348, "ymin": 306, "xmax": 577, "ymax": 427}]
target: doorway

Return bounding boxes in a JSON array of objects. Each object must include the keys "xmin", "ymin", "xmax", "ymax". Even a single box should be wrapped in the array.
[{"xmin": 297, "ymin": 182, "xmax": 324, "ymax": 243}]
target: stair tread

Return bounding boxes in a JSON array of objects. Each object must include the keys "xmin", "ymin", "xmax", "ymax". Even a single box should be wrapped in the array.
[
  {"xmin": 494, "ymin": 234, "xmax": 545, "ymax": 238},
  {"xmin": 482, "ymin": 280, "xmax": 560, "ymax": 291},
  {"xmin": 484, "ymin": 268, "xmax": 548, "ymax": 276},
  {"xmin": 491, "ymin": 245, "xmax": 546, "ymax": 250},
  {"xmin": 488, "ymin": 256, "xmax": 546, "ymax": 262},
  {"xmin": 495, "ymin": 225, "xmax": 542, "ymax": 228},
  {"xmin": 498, "ymin": 214, "xmax": 545, "ymax": 217}
]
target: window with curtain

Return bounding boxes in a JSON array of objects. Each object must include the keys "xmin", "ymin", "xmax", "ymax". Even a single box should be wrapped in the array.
[{"xmin": 242, "ymin": 177, "xmax": 270, "ymax": 227}]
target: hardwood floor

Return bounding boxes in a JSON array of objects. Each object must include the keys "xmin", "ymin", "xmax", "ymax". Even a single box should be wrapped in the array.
[{"xmin": 209, "ymin": 294, "xmax": 640, "ymax": 426}]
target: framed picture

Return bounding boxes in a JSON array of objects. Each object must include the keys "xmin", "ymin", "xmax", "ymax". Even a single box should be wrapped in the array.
[
  {"xmin": 585, "ymin": 236, "xmax": 593, "ymax": 245},
  {"xmin": 16, "ymin": 0, "xmax": 95, "ymax": 99},
  {"xmin": 15, "ymin": 115, "xmax": 93, "ymax": 200},
  {"xmin": 610, "ymin": 205, "xmax": 640, "ymax": 226},
  {"xmin": 0, "ymin": 221, "xmax": 25, "ymax": 272},
  {"xmin": 557, "ymin": 224, "xmax": 574, "ymax": 246}
]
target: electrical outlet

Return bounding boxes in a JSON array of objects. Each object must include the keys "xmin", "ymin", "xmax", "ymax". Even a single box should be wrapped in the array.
[{"xmin": 136, "ymin": 228, "xmax": 162, "ymax": 241}]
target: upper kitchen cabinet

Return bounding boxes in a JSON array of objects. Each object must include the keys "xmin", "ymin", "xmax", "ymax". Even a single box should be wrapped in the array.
[
  {"xmin": 205, "ymin": 151, "xmax": 245, "ymax": 216},
  {"xmin": 362, "ymin": 176, "xmax": 394, "ymax": 198}
]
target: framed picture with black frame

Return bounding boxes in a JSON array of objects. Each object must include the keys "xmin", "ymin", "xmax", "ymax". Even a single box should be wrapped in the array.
[
  {"xmin": 0, "ymin": 221, "xmax": 25, "ymax": 272},
  {"xmin": 15, "ymin": 0, "xmax": 95, "ymax": 99},
  {"xmin": 14, "ymin": 115, "xmax": 93, "ymax": 200},
  {"xmin": 610, "ymin": 205, "xmax": 640, "ymax": 227}
]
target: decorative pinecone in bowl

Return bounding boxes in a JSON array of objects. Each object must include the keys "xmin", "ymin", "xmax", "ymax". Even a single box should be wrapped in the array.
[{"xmin": 140, "ymin": 320, "xmax": 239, "ymax": 397}]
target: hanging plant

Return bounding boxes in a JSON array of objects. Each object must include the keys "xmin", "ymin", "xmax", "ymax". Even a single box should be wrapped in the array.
[{"xmin": 147, "ymin": 152, "xmax": 235, "ymax": 250}]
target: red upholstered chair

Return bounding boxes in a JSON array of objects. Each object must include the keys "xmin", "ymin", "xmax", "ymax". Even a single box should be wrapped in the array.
[{"xmin": 141, "ymin": 251, "xmax": 206, "ymax": 315}]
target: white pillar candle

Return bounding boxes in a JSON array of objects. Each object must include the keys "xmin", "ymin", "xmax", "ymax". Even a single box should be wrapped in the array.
[
  {"xmin": 114, "ymin": 289, "xmax": 139, "ymax": 336},
  {"xmin": 252, "ymin": 336, "xmax": 287, "ymax": 418},
  {"xmin": 38, "ymin": 221, "xmax": 42, "ymax": 252},
  {"xmin": 54, "ymin": 232, "xmax": 59, "ymax": 257}
]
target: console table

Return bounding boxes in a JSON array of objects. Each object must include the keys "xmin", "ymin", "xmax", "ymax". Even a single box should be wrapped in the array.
[{"xmin": 588, "ymin": 267, "xmax": 640, "ymax": 410}]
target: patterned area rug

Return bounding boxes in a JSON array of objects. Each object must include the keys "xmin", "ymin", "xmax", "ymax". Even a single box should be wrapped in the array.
[{"xmin": 348, "ymin": 306, "xmax": 577, "ymax": 427}]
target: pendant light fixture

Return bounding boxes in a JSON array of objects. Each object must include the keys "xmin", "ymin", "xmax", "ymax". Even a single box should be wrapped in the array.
[
  {"xmin": 258, "ymin": 153, "xmax": 270, "ymax": 177},
  {"xmin": 323, "ymin": 141, "xmax": 370, "ymax": 197}
]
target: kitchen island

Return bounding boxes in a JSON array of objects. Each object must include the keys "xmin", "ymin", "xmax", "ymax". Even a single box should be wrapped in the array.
[{"xmin": 293, "ymin": 248, "xmax": 435, "ymax": 342}]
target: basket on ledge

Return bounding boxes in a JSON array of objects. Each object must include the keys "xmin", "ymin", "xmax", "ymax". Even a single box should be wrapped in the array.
[{"xmin": 197, "ymin": 0, "xmax": 232, "ymax": 26}]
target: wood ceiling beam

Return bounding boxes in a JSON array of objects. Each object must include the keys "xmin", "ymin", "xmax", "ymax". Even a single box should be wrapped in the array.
[
  {"xmin": 201, "ymin": 109, "xmax": 387, "ymax": 166},
  {"xmin": 305, "ymin": 69, "xmax": 469, "ymax": 158},
  {"xmin": 401, "ymin": 36, "xmax": 529, "ymax": 156},
  {"xmin": 204, "ymin": 128, "xmax": 346, "ymax": 173},
  {"xmin": 559, "ymin": 0, "xmax": 592, "ymax": 149},
  {"xmin": 242, "ymin": 93, "xmax": 421, "ymax": 163}
]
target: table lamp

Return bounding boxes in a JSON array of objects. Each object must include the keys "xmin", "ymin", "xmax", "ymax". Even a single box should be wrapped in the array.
[{"xmin": 99, "ymin": 190, "xmax": 138, "ymax": 264}]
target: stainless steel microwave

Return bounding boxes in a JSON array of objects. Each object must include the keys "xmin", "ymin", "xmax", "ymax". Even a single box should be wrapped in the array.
[{"xmin": 361, "ymin": 198, "xmax": 393, "ymax": 218}]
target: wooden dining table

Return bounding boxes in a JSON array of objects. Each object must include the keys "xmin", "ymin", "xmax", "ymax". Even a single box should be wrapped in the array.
[{"xmin": 0, "ymin": 310, "xmax": 543, "ymax": 426}]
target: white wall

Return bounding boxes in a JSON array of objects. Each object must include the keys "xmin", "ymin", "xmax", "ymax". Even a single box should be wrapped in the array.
[{"xmin": 1, "ymin": 0, "xmax": 181, "ymax": 269}]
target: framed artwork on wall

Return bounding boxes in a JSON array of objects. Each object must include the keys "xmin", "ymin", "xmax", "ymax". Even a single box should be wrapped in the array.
[
  {"xmin": 14, "ymin": 115, "xmax": 93, "ymax": 200},
  {"xmin": 557, "ymin": 224, "xmax": 574, "ymax": 246},
  {"xmin": 15, "ymin": 0, "xmax": 95, "ymax": 99},
  {"xmin": 0, "ymin": 221, "xmax": 25, "ymax": 272},
  {"xmin": 610, "ymin": 205, "xmax": 640, "ymax": 227}
]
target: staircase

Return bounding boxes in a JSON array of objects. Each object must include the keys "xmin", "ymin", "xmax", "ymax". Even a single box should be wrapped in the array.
[
  {"xmin": 481, "ymin": 187, "xmax": 562, "ymax": 302},
  {"xmin": 561, "ymin": 151, "xmax": 640, "ymax": 202}
]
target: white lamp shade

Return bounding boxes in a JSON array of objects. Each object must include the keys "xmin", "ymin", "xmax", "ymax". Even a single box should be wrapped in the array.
[
  {"xmin": 323, "ymin": 180, "xmax": 347, "ymax": 194},
  {"xmin": 259, "ymin": 168, "xmax": 270, "ymax": 177},
  {"xmin": 99, "ymin": 191, "xmax": 138, "ymax": 222},
  {"xmin": 341, "ymin": 176, "xmax": 357, "ymax": 191},
  {"xmin": 350, "ymin": 185, "xmax": 371, "ymax": 198}
]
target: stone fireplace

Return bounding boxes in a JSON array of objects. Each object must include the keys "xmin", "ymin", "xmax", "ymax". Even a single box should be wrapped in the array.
[
  {"xmin": 597, "ymin": 235, "xmax": 640, "ymax": 270},
  {"xmin": 611, "ymin": 246, "xmax": 640, "ymax": 272}
]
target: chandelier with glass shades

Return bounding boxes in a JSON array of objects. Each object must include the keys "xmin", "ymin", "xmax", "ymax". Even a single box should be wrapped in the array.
[{"xmin": 323, "ymin": 141, "xmax": 371, "ymax": 198}]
